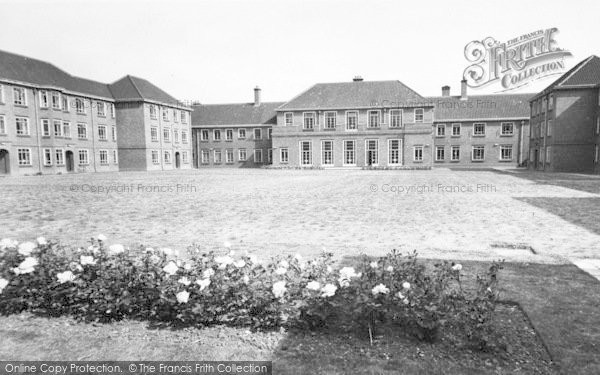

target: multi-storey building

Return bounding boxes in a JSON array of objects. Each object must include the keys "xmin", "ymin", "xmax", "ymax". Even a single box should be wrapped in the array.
[
  {"xmin": 428, "ymin": 80, "xmax": 532, "ymax": 167},
  {"xmin": 191, "ymin": 88, "xmax": 282, "ymax": 168},
  {"xmin": 272, "ymin": 78, "xmax": 434, "ymax": 168},
  {"xmin": 0, "ymin": 50, "xmax": 191, "ymax": 175},
  {"xmin": 529, "ymin": 55, "xmax": 600, "ymax": 173}
]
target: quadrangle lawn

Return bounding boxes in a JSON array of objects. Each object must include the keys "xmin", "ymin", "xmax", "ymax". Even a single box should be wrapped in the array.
[{"xmin": 1, "ymin": 168, "xmax": 599, "ymax": 263}]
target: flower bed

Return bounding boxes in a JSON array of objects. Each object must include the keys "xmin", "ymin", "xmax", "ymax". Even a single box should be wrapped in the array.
[{"xmin": 0, "ymin": 237, "xmax": 503, "ymax": 349}]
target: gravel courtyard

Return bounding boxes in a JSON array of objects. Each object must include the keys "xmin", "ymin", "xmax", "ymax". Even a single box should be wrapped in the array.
[{"xmin": 1, "ymin": 168, "xmax": 598, "ymax": 264}]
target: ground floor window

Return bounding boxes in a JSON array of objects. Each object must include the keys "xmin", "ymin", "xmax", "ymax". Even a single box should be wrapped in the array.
[
  {"xmin": 214, "ymin": 150, "xmax": 221, "ymax": 164},
  {"xmin": 413, "ymin": 146, "xmax": 423, "ymax": 162},
  {"xmin": 99, "ymin": 150, "xmax": 108, "ymax": 165},
  {"xmin": 0, "ymin": 115, "xmax": 5, "ymax": 135},
  {"xmin": 472, "ymin": 146, "xmax": 485, "ymax": 161},
  {"xmin": 388, "ymin": 139, "xmax": 401, "ymax": 165},
  {"xmin": 301, "ymin": 141, "xmax": 312, "ymax": 165},
  {"xmin": 500, "ymin": 145, "xmax": 513, "ymax": 161},
  {"xmin": 182, "ymin": 151, "xmax": 189, "ymax": 164},
  {"xmin": 595, "ymin": 145, "xmax": 599, "ymax": 163},
  {"xmin": 322, "ymin": 140, "xmax": 333, "ymax": 165},
  {"xmin": 164, "ymin": 150, "xmax": 172, "ymax": 164},
  {"xmin": 435, "ymin": 146, "xmax": 445, "ymax": 161},
  {"xmin": 280, "ymin": 148, "xmax": 289, "ymax": 163},
  {"xmin": 78, "ymin": 149, "xmax": 89, "ymax": 165},
  {"xmin": 239, "ymin": 149, "xmax": 247, "ymax": 161},
  {"xmin": 451, "ymin": 146, "xmax": 460, "ymax": 161},
  {"xmin": 201, "ymin": 150, "xmax": 209, "ymax": 164},
  {"xmin": 343, "ymin": 140, "xmax": 355, "ymax": 165},
  {"xmin": 545, "ymin": 146, "xmax": 551, "ymax": 164},
  {"xmin": 226, "ymin": 149, "xmax": 234, "ymax": 164},
  {"xmin": 254, "ymin": 149, "xmax": 263, "ymax": 163},
  {"xmin": 18, "ymin": 148, "xmax": 31, "ymax": 166},
  {"xmin": 113, "ymin": 150, "xmax": 118, "ymax": 164},
  {"xmin": 366, "ymin": 139, "xmax": 378, "ymax": 165},
  {"xmin": 268, "ymin": 148, "xmax": 273, "ymax": 164},
  {"xmin": 43, "ymin": 148, "xmax": 52, "ymax": 166},
  {"xmin": 55, "ymin": 149, "xmax": 64, "ymax": 165},
  {"xmin": 152, "ymin": 150, "xmax": 160, "ymax": 164}
]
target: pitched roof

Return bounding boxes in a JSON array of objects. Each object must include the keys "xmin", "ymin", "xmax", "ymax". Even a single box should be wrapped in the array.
[
  {"xmin": 191, "ymin": 102, "xmax": 284, "ymax": 126},
  {"xmin": 427, "ymin": 94, "xmax": 534, "ymax": 121},
  {"xmin": 277, "ymin": 80, "xmax": 428, "ymax": 110},
  {"xmin": 0, "ymin": 49, "xmax": 113, "ymax": 99},
  {"xmin": 532, "ymin": 55, "xmax": 600, "ymax": 100},
  {"xmin": 108, "ymin": 75, "xmax": 181, "ymax": 106}
]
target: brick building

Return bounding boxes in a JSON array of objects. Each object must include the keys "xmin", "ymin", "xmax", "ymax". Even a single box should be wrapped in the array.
[
  {"xmin": 191, "ymin": 88, "xmax": 282, "ymax": 168},
  {"xmin": 272, "ymin": 78, "xmax": 434, "ymax": 168},
  {"xmin": 0, "ymin": 50, "xmax": 191, "ymax": 175},
  {"xmin": 428, "ymin": 80, "xmax": 532, "ymax": 167},
  {"xmin": 529, "ymin": 55, "xmax": 600, "ymax": 173}
]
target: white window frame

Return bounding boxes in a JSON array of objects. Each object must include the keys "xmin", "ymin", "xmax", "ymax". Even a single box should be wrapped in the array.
[
  {"xmin": 201, "ymin": 149, "xmax": 209, "ymax": 164},
  {"xmin": 39, "ymin": 91, "xmax": 49, "ymax": 108},
  {"xmin": 16, "ymin": 117, "xmax": 30, "ymax": 135},
  {"xmin": 597, "ymin": 117, "xmax": 600, "ymax": 135},
  {"xmin": 164, "ymin": 150, "xmax": 172, "ymax": 164},
  {"xmin": 213, "ymin": 149, "xmax": 222, "ymax": 164},
  {"xmin": 324, "ymin": 112, "xmax": 337, "ymax": 129},
  {"xmin": 388, "ymin": 139, "xmax": 402, "ymax": 166},
  {"xmin": 55, "ymin": 149, "xmax": 65, "ymax": 165},
  {"xmin": 435, "ymin": 146, "xmax": 445, "ymax": 161},
  {"xmin": 595, "ymin": 145, "xmax": 599, "ymax": 163},
  {"xmin": 389, "ymin": 109, "xmax": 403, "ymax": 128},
  {"xmin": 303, "ymin": 112, "xmax": 316, "ymax": 130},
  {"xmin": 113, "ymin": 150, "xmax": 118, "ymax": 164},
  {"xmin": 225, "ymin": 128, "xmax": 233, "ymax": 141},
  {"xmin": 254, "ymin": 149, "xmax": 263, "ymax": 163},
  {"xmin": 472, "ymin": 146, "xmax": 485, "ymax": 161},
  {"xmin": 112, "ymin": 126, "xmax": 117, "ymax": 142},
  {"xmin": 0, "ymin": 115, "xmax": 5, "ymax": 135},
  {"xmin": 51, "ymin": 92, "xmax": 61, "ymax": 110},
  {"xmin": 300, "ymin": 140, "xmax": 313, "ymax": 166},
  {"xmin": 43, "ymin": 148, "xmax": 52, "ymax": 166},
  {"xmin": 78, "ymin": 149, "xmax": 89, "ymax": 165},
  {"xmin": 200, "ymin": 129, "xmax": 209, "ymax": 141},
  {"xmin": 163, "ymin": 127, "xmax": 171, "ymax": 142},
  {"xmin": 97, "ymin": 102, "xmax": 106, "ymax": 117},
  {"xmin": 473, "ymin": 123, "xmax": 486, "ymax": 136},
  {"xmin": 367, "ymin": 110, "xmax": 381, "ymax": 128},
  {"xmin": 238, "ymin": 128, "xmax": 246, "ymax": 139},
  {"xmin": 182, "ymin": 130, "xmax": 188, "ymax": 143},
  {"xmin": 173, "ymin": 129, "xmax": 179, "ymax": 143},
  {"xmin": 451, "ymin": 146, "xmax": 460, "ymax": 161},
  {"xmin": 53, "ymin": 120, "xmax": 63, "ymax": 137},
  {"xmin": 225, "ymin": 149, "xmax": 234, "ymax": 164},
  {"xmin": 547, "ymin": 120, "xmax": 552, "ymax": 137},
  {"xmin": 152, "ymin": 150, "xmax": 160, "ymax": 165},
  {"xmin": 162, "ymin": 108, "xmax": 169, "ymax": 122},
  {"xmin": 545, "ymin": 146, "xmax": 551, "ymax": 164},
  {"xmin": 500, "ymin": 145, "xmax": 513, "ymax": 161},
  {"xmin": 13, "ymin": 87, "xmax": 27, "ymax": 106},
  {"xmin": 254, "ymin": 128, "xmax": 262, "ymax": 140},
  {"xmin": 98, "ymin": 125, "xmax": 107, "ymax": 140},
  {"xmin": 413, "ymin": 146, "xmax": 423, "ymax": 162},
  {"xmin": 18, "ymin": 148, "xmax": 32, "ymax": 166},
  {"xmin": 99, "ymin": 150, "xmax": 109, "ymax": 165},
  {"xmin": 62, "ymin": 121, "xmax": 71, "ymax": 138},
  {"xmin": 436, "ymin": 123, "xmax": 446, "ymax": 137},
  {"xmin": 322, "ymin": 140, "xmax": 334, "ymax": 166},
  {"xmin": 76, "ymin": 98, "xmax": 85, "ymax": 114},
  {"xmin": 343, "ymin": 140, "xmax": 356, "ymax": 166},
  {"xmin": 414, "ymin": 108, "xmax": 424, "ymax": 123},
  {"xmin": 345, "ymin": 111, "xmax": 358, "ymax": 131},
  {"xmin": 0, "ymin": 85, "xmax": 4, "ymax": 103},
  {"xmin": 149, "ymin": 105, "xmax": 157, "ymax": 119},
  {"xmin": 182, "ymin": 151, "xmax": 189, "ymax": 164},
  {"xmin": 238, "ymin": 148, "xmax": 247, "ymax": 161},
  {"xmin": 365, "ymin": 139, "xmax": 379, "ymax": 166},
  {"xmin": 501, "ymin": 122, "xmax": 514, "ymax": 136},
  {"xmin": 267, "ymin": 148, "xmax": 273, "ymax": 163},
  {"xmin": 213, "ymin": 129, "xmax": 220, "ymax": 141},
  {"xmin": 41, "ymin": 119, "xmax": 51, "ymax": 137},
  {"xmin": 280, "ymin": 147, "xmax": 289, "ymax": 163},
  {"xmin": 452, "ymin": 123, "xmax": 461, "ymax": 136},
  {"xmin": 151, "ymin": 127, "xmax": 158, "ymax": 142},
  {"xmin": 284, "ymin": 112, "xmax": 293, "ymax": 126}
]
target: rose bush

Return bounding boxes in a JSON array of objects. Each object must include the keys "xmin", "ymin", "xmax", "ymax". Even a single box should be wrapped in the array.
[{"xmin": 0, "ymin": 238, "xmax": 503, "ymax": 348}]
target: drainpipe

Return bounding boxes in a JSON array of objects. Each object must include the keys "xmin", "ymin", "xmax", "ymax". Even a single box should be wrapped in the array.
[
  {"xmin": 32, "ymin": 88, "xmax": 43, "ymax": 174},
  {"xmin": 89, "ymin": 99, "xmax": 97, "ymax": 172},
  {"xmin": 158, "ymin": 103, "xmax": 164, "ymax": 171}
]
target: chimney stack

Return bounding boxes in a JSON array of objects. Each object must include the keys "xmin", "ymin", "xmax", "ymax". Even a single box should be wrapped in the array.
[
  {"xmin": 254, "ymin": 86, "xmax": 261, "ymax": 106},
  {"xmin": 460, "ymin": 79, "xmax": 468, "ymax": 100},
  {"xmin": 442, "ymin": 85, "xmax": 450, "ymax": 97},
  {"xmin": 353, "ymin": 76, "xmax": 364, "ymax": 82}
]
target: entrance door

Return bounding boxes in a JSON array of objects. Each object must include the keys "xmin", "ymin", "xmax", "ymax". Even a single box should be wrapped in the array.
[
  {"xmin": 0, "ymin": 149, "xmax": 9, "ymax": 175},
  {"xmin": 366, "ymin": 140, "xmax": 378, "ymax": 166},
  {"xmin": 534, "ymin": 149, "xmax": 539, "ymax": 170},
  {"xmin": 66, "ymin": 151, "xmax": 74, "ymax": 172},
  {"xmin": 175, "ymin": 152, "xmax": 181, "ymax": 169}
]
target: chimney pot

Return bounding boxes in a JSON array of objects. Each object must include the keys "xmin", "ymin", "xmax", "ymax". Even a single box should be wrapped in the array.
[
  {"xmin": 353, "ymin": 76, "xmax": 364, "ymax": 82},
  {"xmin": 254, "ymin": 86, "xmax": 261, "ymax": 106},
  {"xmin": 460, "ymin": 79, "xmax": 468, "ymax": 100},
  {"xmin": 442, "ymin": 85, "xmax": 450, "ymax": 97}
]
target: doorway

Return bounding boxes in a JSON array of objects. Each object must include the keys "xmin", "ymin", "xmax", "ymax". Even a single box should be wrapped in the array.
[
  {"xmin": 66, "ymin": 151, "xmax": 74, "ymax": 172},
  {"xmin": 175, "ymin": 152, "xmax": 181, "ymax": 169},
  {"xmin": 0, "ymin": 149, "xmax": 9, "ymax": 175}
]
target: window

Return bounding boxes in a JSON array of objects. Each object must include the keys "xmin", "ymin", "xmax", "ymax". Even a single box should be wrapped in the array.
[
  {"xmin": 268, "ymin": 148, "xmax": 273, "ymax": 163},
  {"xmin": 254, "ymin": 149, "xmax": 263, "ymax": 163},
  {"xmin": 13, "ymin": 87, "xmax": 27, "ymax": 106},
  {"xmin": 53, "ymin": 120, "xmax": 62, "ymax": 137},
  {"xmin": 368, "ymin": 111, "xmax": 380, "ymax": 128},
  {"xmin": 182, "ymin": 131, "xmax": 188, "ymax": 143},
  {"xmin": 201, "ymin": 150, "xmax": 209, "ymax": 164},
  {"xmin": 43, "ymin": 148, "xmax": 52, "ymax": 166},
  {"xmin": 595, "ymin": 145, "xmax": 599, "ymax": 163},
  {"xmin": 0, "ymin": 115, "xmax": 5, "ymax": 135},
  {"xmin": 226, "ymin": 129, "xmax": 233, "ymax": 141},
  {"xmin": 18, "ymin": 148, "xmax": 31, "ymax": 165},
  {"xmin": 151, "ymin": 127, "xmax": 158, "ymax": 141},
  {"xmin": 181, "ymin": 112, "xmax": 187, "ymax": 124},
  {"xmin": 51, "ymin": 92, "xmax": 61, "ymax": 109},
  {"xmin": 214, "ymin": 150, "xmax": 222, "ymax": 164},
  {"xmin": 300, "ymin": 141, "xmax": 312, "ymax": 165},
  {"xmin": 201, "ymin": 129, "xmax": 209, "ymax": 141},
  {"xmin": 436, "ymin": 124, "xmax": 446, "ymax": 137},
  {"xmin": 76, "ymin": 98, "xmax": 85, "ymax": 114},
  {"xmin": 346, "ymin": 111, "xmax": 358, "ymax": 131},
  {"xmin": 239, "ymin": 149, "xmax": 247, "ymax": 161},
  {"xmin": 390, "ymin": 109, "xmax": 402, "ymax": 128},
  {"xmin": 435, "ymin": 146, "xmax": 445, "ymax": 161},
  {"xmin": 545, "ymin": 146, "xmax": 551, "ymax": 164},
  {"xmin": 254, "ymin": 128, "xmax": 262, "ymax": 139},
  {"xmin": 16, "ymin": 117, "xmax": 30, "ymax": 135},
  {"xmin": 98, "ymin": 125, "xmax": 107, "ymax": 140},
  {"xmin": 413, "ymin": 146, "xmax": 423, "ymax": 162},
  {"xmin": 174, "ymin": 109, "xmax": 179, "ymax": 123},
  {"xmin": 268, "ymin": 128, "xmax": 272, "ymax": 139},
  {"xmin": 213, "ymin": 129, "xmax": 220, "ymax": 141},
  {"xmin": 366, "ymin": 139, "xmax": 379, "ymax": 165},
  {"xmin": 41, "ymin": 119, "xmax": 50, "ymax": 137},
  {"xmin": 78, "ymin": 149, "xmax": 89, "ymax": 165},
  {"xmin": 451, "ymin": 146, "xmax": 460, "ymax": 161},
  {"xmin": 388, "ymin": 139, "xmax": 402, "ymax": 165},
  {"xmin": 39, "ymin": 91, "xmax": 49, "ymax": 108},
  {"xmin": 163, "ymin": 128, "xmax": 170, "ymax": 142},
  {"xmin": 97, "ymin": 102, "xmax": 105, "ymax": 117},
  {"xmin": 324, "ymin": 112, "xmax": 336, "ymax": 129},
  {"xmin": 110, "ymin": 104, "xmax": 115, "ymax": 118},
  {"xmin": 303, "ymin": 112, "xmax": 315, "ymax": 130},
  {"xmin": 55, "ymin": 149, "xmax": 64, "ymax": 165},
  {"xmin": 164, "ymin": 150, "xmax": 172, "ymax": 164},
  {"xmin": 99, "ymin": 150, "xmax": 108, "ymax": 165},
  {"xmin": 452, "ymin": 123, "xmax": 461, "ymax": 136},
  {"xmin": 280, "ymin": 148, "xmax": 289, "ymax": 163},
  {"xmin": 414, "ymin": 108, "xmax": 424, "ymax": 122},
  {"xmin": 182, "ymin": 151, "xmax": 189, "ymax": 164},
  {"xmin": 149, "ymin": 105, "xmax": 157, "ymax": 119},
  {"xmin": 62, "ymin": 121, "xmax": 71, "ymax": 138},
  {"xmin": 547, "ymin": 120, "xmax": 552, "ymax": 137},
  {"xmin": 322, "ymin": 140, "xmax": 334, "ymax": 165},
  {"xmin": 152, "ymin": 150, "xmax": 159, "ymax": 164},
  {"xmin": 548, "ymin": 95, "xmax": 553, "ymax": 110},
  {"xmin": 0, "ymin": 85, "xmax": 4, "ymax": 103},
  {"xmin": 500, "ymin": 145, "xmax": 513, "ymax": 161},
  {"xmin": 596, "ymin": 117, "xmax": 600, "ymax": 135},
  {"xmin": 473, "ymin": 123, "xmax": 486, "ymax": 136},
  {"xmin": 238, "ymin": 128, "xmax": 246, "ymax": 139},
  {"xmin": 174, "ymin": 129, "xmax": 179, "ymax": 143},
  {"xmin": 162, "ymin": 108, "xmax": 169, "ymax": 121},
  {"xmin": 501, "ymin": 122, "xmax": 514, "ymax": 136},
  {"xmin": 284, "ymin": 112, "xmax": 293, "ymax": 126},
  {"xmin": 62, "ymin": 96, "xmax": 69, "ymax": 112},
  {"xmin": 226, "ymin": 149, "xmax": 234, "ymax": 164},
  {"xmin": 113, "ymin": 150, "xmax": 118, "ymax": 164},
  {"xmin": 472, "ymin": 146, "xmax": 485, "ymax": 161},
  {"xmin": 112, "ymin": 126, "xmax": 117, "ymax": 141},
  {"xmin": 343, "ymin": 140, "xmax": 355, "ymax": 165}
]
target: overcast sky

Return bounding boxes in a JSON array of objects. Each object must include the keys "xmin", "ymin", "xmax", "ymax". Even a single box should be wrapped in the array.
[{"xmin": 1, "ymin": 0, "xmax": 599, "ymax": 104}]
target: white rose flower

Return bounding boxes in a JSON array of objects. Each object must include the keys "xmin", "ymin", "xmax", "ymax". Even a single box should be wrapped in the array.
[
  {"xmin": 339, "ymin": 267, "xmax": 360, "ymax": 279},
  {"xmin": 452, "ymin": 264, "xmax": 462, "ymax": 271},
  {"xmin": 176, "ymin": 290, "xmax": 190, "ymax": 304},
  {"xmin": 184, "ymin": 263, "xmax": 193, "ymax": 271},
  {"xmin": 215, "ymin": 255, "xmax": 234, "ymax": 269},
  {"xmin": 320, "ymin": 283, "xmax": 337, "ymax": 298},
  {"xmin": 372, "ymin": 283, "xmax": 390, "ymax": 295},
  {"xmin": 18, "ymin": 242, "xmax": 36, "ymax": 256},
  {"xmin": 294, "ymin": 254, "xmax": 303, "ymax": 262},
  {"xmin": 178, "ymin": 277, "xmax": 191, "ymax": 286},
  {"xmin": 97, "ymin": 234, "xmax": 107, "ymax": 242},
  {"xmin": 386, "ymin": 266, "xmax": 394, "ymax": 272},
  {"xmin": 196, "ymin": 278, "xmax": 211, "ymax": 291},
  {"xmin": 396, "ymin": 292, "xmax": 405, "ymax": 299},
  {"xmin": 272, "ymin": 281, "xmax": 287, "ymax": 299},
  {"xmin": 403, "ymin": 298, "xmax": 410, "ymax": 305},
  {"xmin": 108, "ymin": 244, "xmax": 125, "ymax": 255},
  {"xmin": 202, "ymin": 268, "xmax": 215, "ymax": 279},
  {"xmin": 0, "ymin": 238, "xmax": 18, "ymax": 250},
  {"xmin": 243, "ymin": 275, "xmax": 250, "ymax": 285},
  {"xmin": 402, "ymin": 282, "xmax": 411, "ymax": 290},
  {"xmin": 306, "ymin": 281, "xmax": 321, "ymax": 291},
  {"xmin": 487, "ymin": 287, "xmax": 493, "ymax": 293},
  {"xmin": 369, "ymin": 261, "xmax": 378, "ymax": 269},
  {"xmin": 14, "ymin": 257, "xmax": 38, "ymax": 275},
  {"xmin": 275, "ymin": 267, "xmax": 287, "ymax": 275},
  {"xmin": 36, "ymin": 237, "xmax": 47, "ymax": 246},
  {"xmin": 248, "ymin": 254, "xmax": 259, "ymax": 265},
  {"xmin": 338, "ymin": 278, "xmax": 350, "ymax": 288},
  {"xmin": 163, "ymin": 261, "xmax": 179, "ymax": 276},
  {"xmin": 57, "ymin": 270, "xmax": 76, "ymax": 284},
  {"xmin": 234, "ymin": 260, "xmax": 246, "ymax": 268},
  {"xmin": 0, "ymin": 278, "xmax": 9, "ymax": 293},
  {"xmin": 149, "ymin": 255, "xmax": 161, "ymax": 264},
  {"xmin": 279, "ymin": 260, "xmax": 289, "ymax": 269},
  {"xmin": 80, "ymin": 255, "xmax": 96, "ymax": 266},
  {"xmin": 326, "ymin": 265, "xmax": 333, "ymax": 274}
]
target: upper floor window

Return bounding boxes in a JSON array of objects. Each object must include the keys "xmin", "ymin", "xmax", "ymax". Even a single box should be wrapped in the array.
[
  {"xmin": 238, "ymin": 128, "xmax": 246, "ymax": 139},
  {"xmin": 162, "ymin": 108, "xmax": 169, "ymax": 121},
  {"xmin": 473, "ymin": 123, "xmax": 486, "ymax": 136},
  {"xmin": 324, "ymin": 112, "xmax": 336, "ymax": 129},
  {"xmin": 303, "ymin": 112, "xmax": 315, "ymax": 130},
  {"xmin": 436, "ymin": 123, "xmax": 446, "ymax": 137},
  {"xmin": 149, "ymin": 105, "xmax": 157, "ymax": 119},
  {"xmin": 368, "ymin": 111, "xmax": 380, "ymax": 128},
  {"xmin": 110, "ymin": 104, "xmax": 115, "ymax": 118},
  {"xmin": 39, "ymin": 91, "xmax": 49, "ymax": 108},
  {"xmin": 76, "ymin": 98, "xmax": 85, "ymax": 114},
  {"xmin": 182, "ymin": 130, "xmax": 188, "ymax": 143},
  {"xmin": 16, "ymin": 117, "xmax": 30, "ymax": 135},
  {"xmin": 163, "ymin": 127, "xmax": 171, "ymax": 142},
  {"xmin": 63, "ymin": 121, "xmax": 71, "ymax": 138},
  {"xmin": 174, "ymin": 109, "xmax": 179, "ymax": 123},
  {"xmin": 452, "ymin": 123, "xmax": 461, "ymax": 136},
  {"xmin": 213, "ymin": 129, "xmax": 221, "ymax": 141},
  {"xmin": 13, "ymin": 87, "xmax": 27, "ymax": 106},
  {"xmin": 414, "ymin": 108, "xmax": 424, "ymax": 122},
  {"xmin": 390, "ymin": 109, "xmax": 402, "ymax": 128},
  {"xmin": 78, "ymin": 123, "xmax": 88, "ymax": 139},
  {"xmin": 98, "ymin": 125, "xmax": 107, "ymax": 140},
  {"xmin": 51, "ymin": 92, "xmax": 61, "ymax": 109},
  {"xmin": 548, "ymin": 95, "xmax": 553, "ymax": 110},
  {"xmin": 151, "ymin": 127, "xmax": 158, "ymax": 142},
  {"xmin": 284, "ymin": 112, "xmax": 293, "ymax": 126},
  {"xmin": 547, "ymin": 120, "xmax": 553, "ymax": 137},
  {"xmin": 254, "ymin": 128, "xmax": 262, "ymax": 139},
  {"xmin": 62, "ymin": 96, "xmax": 69, "ymax": 112},
  {"xmin": 0, "ymin": 85, "xmax": 4, "ymax": 103},
  {"xmin": 97, "ymin": 102, "xmax": 106, "ymax": 117},
  {"xmin": 112, "ymin": 126, "xmax": 117, "ymax": 141},
  {"xmin": 181, "ymin": 111, "xmax": 187, "ymax": 124},
  {"xmin": 226, "ymin": 129, "xmax": 233, "ymax": 141},
  {"xmin": 501, "ymin": 122, "xmax": 514, "ymax": 136},
  {"xmin": 346, "ymin": 111, "xmax": 358, "ymax": 130},
  {"xmin": 0, "ymin": 115, "xmax": 6, "ymax": 135},
  {"xmin": 201, "ymin": 129, "xmax": 209, "ymax": 141},
  {"xmin": 174, "ymin": 129, "xmax": 179, "ymax": 143}
]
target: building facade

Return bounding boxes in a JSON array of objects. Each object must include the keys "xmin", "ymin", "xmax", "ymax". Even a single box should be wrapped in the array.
[
  {"xmin": 529, "ymin": 55, "xmax": 600, "ymax": 174},
  {"xmin": 428, "ymin": 81, "xmax": 532, "ymax": 167},
  {"xmin": 191, "ymin": 88, "xmax": 281, "ymax": 168}
]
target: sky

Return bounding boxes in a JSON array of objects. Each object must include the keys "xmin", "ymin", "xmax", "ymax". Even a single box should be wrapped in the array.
[{"xmin": 0, "ymin": 0, "xmax": 599, "ymax": 104}]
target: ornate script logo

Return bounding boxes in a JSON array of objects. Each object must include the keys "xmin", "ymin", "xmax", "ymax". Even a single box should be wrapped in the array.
[{"xmin": 463, "ymin": 28, "xmax": 572, "ymax": 92}]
